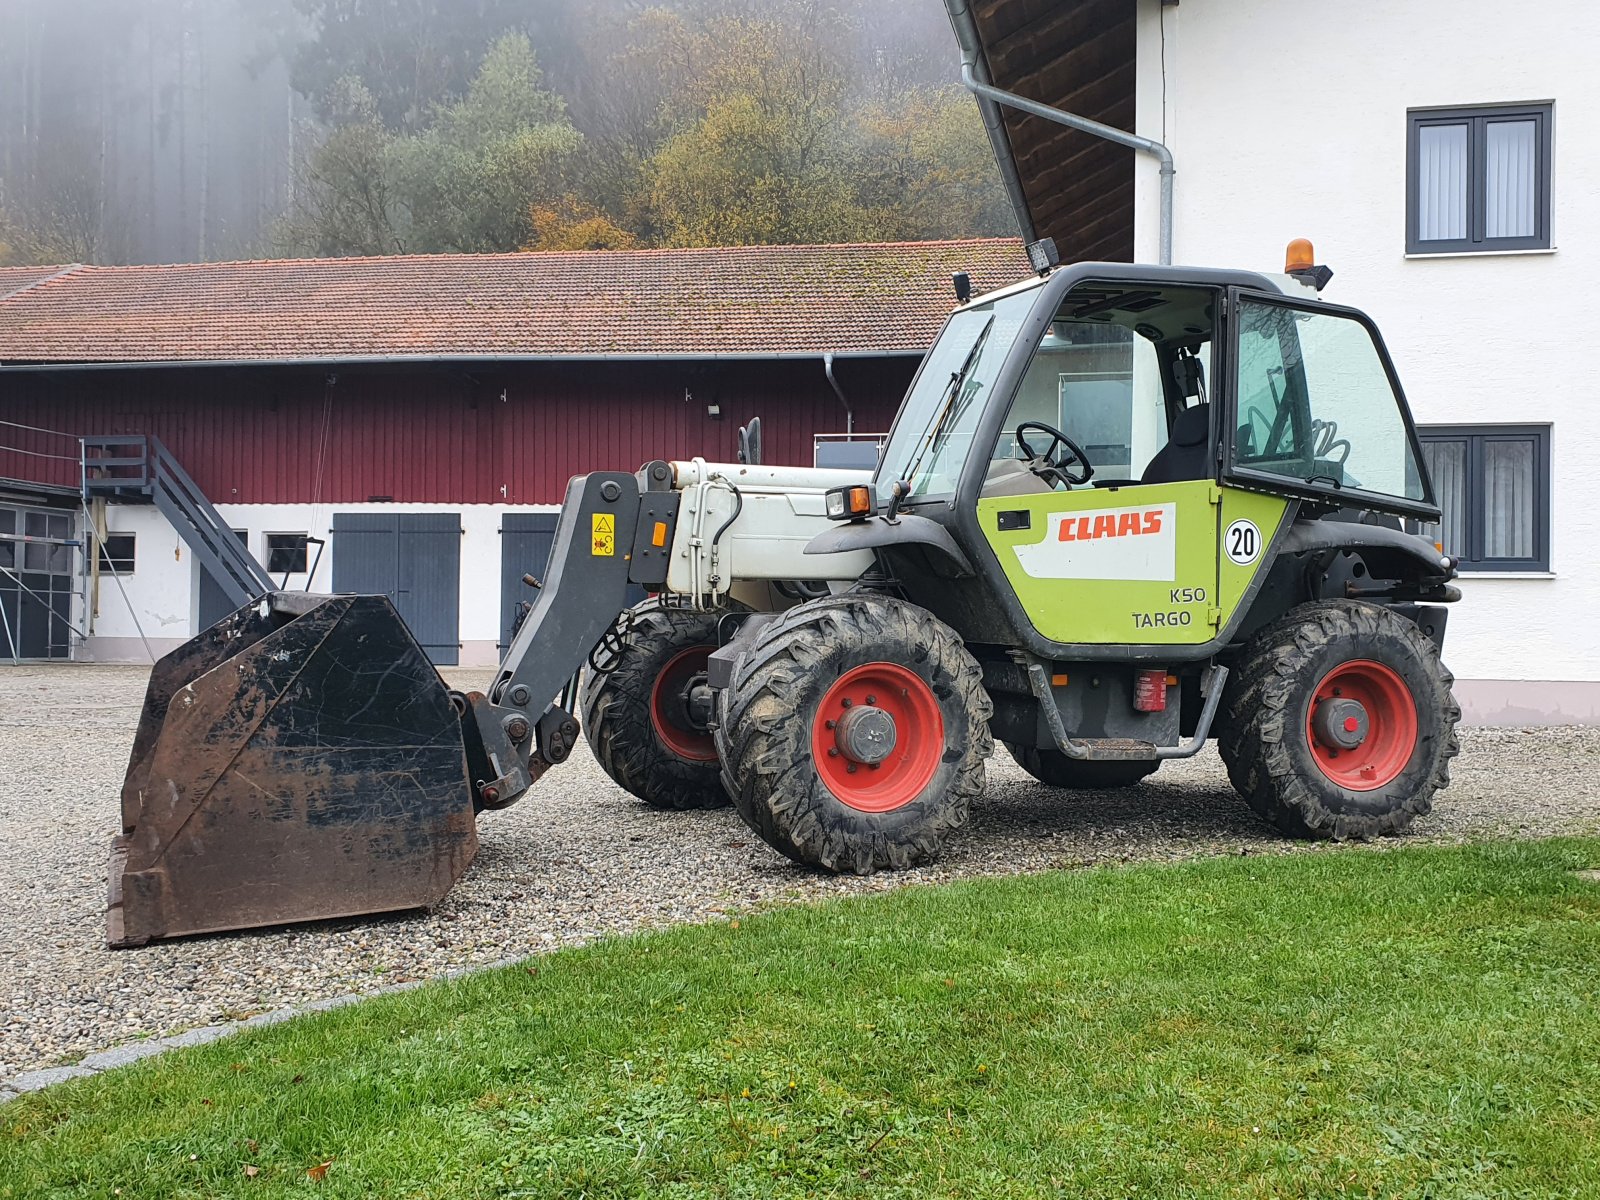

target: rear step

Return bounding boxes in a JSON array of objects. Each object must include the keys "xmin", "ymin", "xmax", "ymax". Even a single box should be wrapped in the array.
[{"xmin": 108, "ymin": 593, "xmax": 476, "ymax": 948}]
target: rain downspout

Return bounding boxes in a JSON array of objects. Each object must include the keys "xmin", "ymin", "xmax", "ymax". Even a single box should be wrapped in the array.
[
  {"xmin": 822, "ymin": 351, "xmax": 853, "ymax": 436},
  {"xmin": 944, "ymin": 0, "xmax": 1176, "ymax": 265}
]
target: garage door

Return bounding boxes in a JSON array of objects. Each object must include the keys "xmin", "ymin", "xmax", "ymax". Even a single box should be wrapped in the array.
[
  {"xmin": 498, "ymin": 513, "xmax": 647, "ymax": 653},
  {"xmin": 332, "ymin": 513, "xmax": 461, "ymax": 665},
  {"xmin": 498, "ymin": 513, "xmax": 558, "ymax": 653}
]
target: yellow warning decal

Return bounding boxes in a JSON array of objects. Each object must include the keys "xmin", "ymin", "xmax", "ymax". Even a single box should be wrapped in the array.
[{"xmin": 591, "ymin": 512, "xmax": 616, "ymax": 556}]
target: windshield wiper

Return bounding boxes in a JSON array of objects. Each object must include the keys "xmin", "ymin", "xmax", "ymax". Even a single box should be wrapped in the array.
[{"xmin": 898, "ymin": 314, "xmax": 995, "ymax": 489}]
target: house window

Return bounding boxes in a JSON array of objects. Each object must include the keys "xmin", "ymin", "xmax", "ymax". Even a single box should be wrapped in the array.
[
  {"xmin": 1409, "ymin": 426, "xmax": 1550, "ymax": 572},
  {"xmin": 266, "ymin": 533, "xmax": 309, "ymax": 575},
  {"xmin": 97, "ymin": 533, "xmax": 136, "ymax": 576},
  {"xmin": 1407, "ymin": 104, "xmax": 1552, "ymax": 254}
]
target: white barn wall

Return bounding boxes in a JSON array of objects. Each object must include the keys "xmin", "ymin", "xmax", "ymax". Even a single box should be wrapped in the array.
[
  {"xmin": 1134, "ymin": 0, "xmax": 1599, "ymax": 723},
  {"xmin": 84, "ymin": 503, "xmax": 558, "ymax": 667},
  {"xmin": 87, "ymin": 505, "xmax": 195, "ymax": 654}
]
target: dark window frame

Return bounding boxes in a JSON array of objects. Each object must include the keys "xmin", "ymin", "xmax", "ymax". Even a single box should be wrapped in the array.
[
  {"xmin": 1409, "ymin": 424, "xmax": 1551, "ymax": 572},
  {"xmin": 1407, "ymin": 103, "xmax": 1553, "ymax": 254},
  {"xmin": 97, "ymin": 532, "xmax": 136, "ymax": 576},
  {"xmin": 265, "ymin": 532, "xmax": 309, "ymax": 575}
]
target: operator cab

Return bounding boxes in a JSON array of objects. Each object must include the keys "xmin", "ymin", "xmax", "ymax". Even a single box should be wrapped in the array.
[
  {"xmin": 982, "ymin": 283, "xmax": 1217, "ymax": 497},
  {"xmin": 876, "ymin": 262, "xmax": 1433, "ymax": 524}
]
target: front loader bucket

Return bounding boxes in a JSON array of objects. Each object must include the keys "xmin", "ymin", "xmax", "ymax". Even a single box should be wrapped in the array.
[{"xmin": 107, "ymin": 593, "xmax": 477, "ymax": 948}]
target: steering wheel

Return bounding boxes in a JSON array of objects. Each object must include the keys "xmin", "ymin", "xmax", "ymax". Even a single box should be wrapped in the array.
[{"xmin": 1015, "ymin": 421, "xmax": 1093, "ymax": 487}]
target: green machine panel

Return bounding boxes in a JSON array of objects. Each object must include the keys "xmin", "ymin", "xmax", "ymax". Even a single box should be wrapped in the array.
[{"xmin": 978, "ymin": 482, "xmax": 1289, "ymax": 646}]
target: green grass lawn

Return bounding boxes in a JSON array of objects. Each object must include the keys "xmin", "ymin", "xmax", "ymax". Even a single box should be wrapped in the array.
[{"xmin": 5, "ymin": 840, "xmax": 1600, "ymax": 1199}]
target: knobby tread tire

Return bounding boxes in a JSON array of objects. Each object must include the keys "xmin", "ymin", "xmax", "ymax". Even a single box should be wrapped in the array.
[
  {"xmin": 1003, "ymin": 743, "xmax": 1158, "ymax": 790},
  {"xmin": 1215, "ymin": 599, "xmax": 1460, "ymax": 840},
  {"xmin": 580, "ymin": 599, "xmax": 736, "ymax": 811},
  {"xmin": 714, "ymin": 593, "xmax": 993, "ymax": 874}
]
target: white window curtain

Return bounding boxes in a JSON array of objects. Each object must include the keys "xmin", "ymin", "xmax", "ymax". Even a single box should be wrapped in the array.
[
  {"xmin": 1419, "ymin": 439, "xmax": 1467, "ymax": 554},
  {"xmin": 1417, "ymin": 123, "xmax": 1468, "ymax": 242},
  {"xmin": 1484, "ymin": 439, "xmax": 1535, "ymax": 559},
  {"xmin": 1485, "ymin": 120, "xmax": 1538, "ymax": 239}
]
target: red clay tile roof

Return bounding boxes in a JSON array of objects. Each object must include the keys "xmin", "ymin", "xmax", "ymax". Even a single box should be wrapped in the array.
[
  {"xmin": 0, "ymin": 265, "xmax": 78, "ymax": 301},
  {"xmin": 0, "ymin": 240, "xmax": 1029, "ymax": 366}
]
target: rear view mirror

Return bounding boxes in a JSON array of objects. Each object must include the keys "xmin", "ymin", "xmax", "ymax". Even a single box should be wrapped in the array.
[{"xmin": 737, "ymin": 417, "xmax": 763, "ymax": 465}]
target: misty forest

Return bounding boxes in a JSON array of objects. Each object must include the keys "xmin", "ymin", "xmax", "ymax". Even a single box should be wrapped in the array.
[{"xmin": 0, "ymin": 0, "xmax": 1017, "ymax": 267}]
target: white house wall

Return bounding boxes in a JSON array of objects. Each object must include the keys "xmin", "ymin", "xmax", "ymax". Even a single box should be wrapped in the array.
[{"xmin": 1135, "ymin": 0, "xmax": 1599, "ymax": 724}]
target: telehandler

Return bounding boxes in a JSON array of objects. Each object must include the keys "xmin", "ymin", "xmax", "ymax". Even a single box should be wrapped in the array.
[{"xmin": 108, "ymin": 242, "xmax": 1460, "ymax": 945}]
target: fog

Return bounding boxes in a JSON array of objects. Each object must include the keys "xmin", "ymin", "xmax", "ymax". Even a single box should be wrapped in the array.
[{"xmin": 0, "ymin": 0, "xmax": 995, "ymax": 266}]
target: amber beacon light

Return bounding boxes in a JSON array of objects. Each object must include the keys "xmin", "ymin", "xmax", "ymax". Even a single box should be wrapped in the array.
[{"xmin": 1283, "ymin": 238, "xmax": 1333, "ymax": 291}]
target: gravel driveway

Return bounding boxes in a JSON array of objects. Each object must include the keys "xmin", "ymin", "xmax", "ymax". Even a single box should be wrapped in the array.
[{"xmin": 2, "ymin": 663, "xmax": 1597, "ymax": 1081}]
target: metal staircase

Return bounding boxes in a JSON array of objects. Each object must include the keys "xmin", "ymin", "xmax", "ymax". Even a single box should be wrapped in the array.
[{"xmin": 81, "ymin": 435, "xmax": 274, "ymax": 609}]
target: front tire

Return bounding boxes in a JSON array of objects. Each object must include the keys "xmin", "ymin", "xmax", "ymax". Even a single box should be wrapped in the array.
[
  {"xmin": 580, "ymin": 599, "xmax": 734, "ymax": 811},
  {"xmin": 715, "ymin": 594, "xmax": 992, "ymax": 873},
  {"xmin": 1004, "ymin": 743, "xmax": 1158, "ymax": 789},
  {"xmin": 1218, "ymin": 599, "xmax": 1459, "ymax": 839}
]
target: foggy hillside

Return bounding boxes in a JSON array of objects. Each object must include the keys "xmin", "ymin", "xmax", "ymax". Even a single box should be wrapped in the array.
[{"xmin": 0, "ymin": 0, "xmax": 1015, "ymax": 267}]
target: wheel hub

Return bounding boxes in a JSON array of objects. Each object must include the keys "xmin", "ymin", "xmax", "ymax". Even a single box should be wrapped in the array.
[
  {"xmin": 835, "ymin": 705, "xmax": 897, "ymax": 764},
  {"xmin": 679, "ymin": 673, "xmax": 715, "ymax": 732},
  {"xmin": 650, "ymin": 647, "xmax": 720, "ymax": 762},
  {"xmin": 812, "ymin": 662, "xmax": 945, "ymax": 813},
  {"xmin": 1304, "ymin": 659, "xmax": 1420, "ymax": 792},
  {"xmin": 1311, "ymin": 697, "xmax": 1369, "ymax": 750}
]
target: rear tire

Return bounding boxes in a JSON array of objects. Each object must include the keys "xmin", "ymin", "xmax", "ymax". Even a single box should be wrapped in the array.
[
  {"xmin": 1217, "ymin": 599, "xmax": 1459, "ymax": 839},
  {"xmin": 714, "ymin": 594, "xmax": 992, "ymax": 873},
  {"xmin": 581, "ymin": 599, "xmax": 735, "ymax": 811},
  {"xmin": 1004, "ymin": 743, "xmax": 1158, "ymax": 789}
]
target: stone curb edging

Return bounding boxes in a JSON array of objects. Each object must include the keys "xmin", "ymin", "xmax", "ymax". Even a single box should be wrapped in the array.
[{"xmin": 0, "ymin": 955, "xmax": 527, "ymax": 1103}]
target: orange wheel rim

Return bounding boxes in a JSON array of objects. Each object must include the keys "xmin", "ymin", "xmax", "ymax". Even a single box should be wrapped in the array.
[
  {"xmin": 812, "ymin": 662, "xmax": 944, "ymax": 812},
  {"xmin": 1305, "ymin": 659, "xmax": 1418, "ymax": 791}
]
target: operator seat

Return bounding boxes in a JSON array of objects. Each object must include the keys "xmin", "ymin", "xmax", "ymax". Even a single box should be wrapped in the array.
[{"xmin": 1140, "ymin": 402, "xmax": 1211, "ymax": 484}]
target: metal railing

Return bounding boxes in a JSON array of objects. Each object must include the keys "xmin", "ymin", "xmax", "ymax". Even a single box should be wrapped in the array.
[
  {"xmin": 813, "ymin": 432, "xmax": 887, "ymax": 471},
  {"xmin": 81, "ymin": 434, "xmax": 274, "ymax": 609}
]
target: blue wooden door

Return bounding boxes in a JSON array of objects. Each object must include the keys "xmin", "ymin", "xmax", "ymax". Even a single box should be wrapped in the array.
[{"xmin": 332, "ymin": 513, "xmax": 461, "ymax": 665}]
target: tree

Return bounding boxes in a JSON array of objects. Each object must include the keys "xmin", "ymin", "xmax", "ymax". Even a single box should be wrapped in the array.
[
  {"xmin": 523, "ymin": 199, "xmax": 639, "ymax": 252},
  {"xmin": 565, "ymin": 5, "xmax": 701, "ymax": 245},
  {"xmin": 289, "ymin": 0, "xmax": 536, "ymax": 131},
  {"xmin": 0, "ymin": 128, "xmax": 109, "ymax": 264},
  {"xmin": 388, "ymin": 33, "xmax": 580, "ymax": 252},
  {"xmin": 279, "ymin": 33, "xmax": 578, "ymax": 256},
  {"xmin": 854, "ymin": 88, "xmax": 1015, "ymax": 241},
  {"xmin": 278, "ymin": 78, "xmax": 402, "ymax": 256},
  {"xmin": 645, "ymin": 18, "xmax": 879, "ymax": 246}
]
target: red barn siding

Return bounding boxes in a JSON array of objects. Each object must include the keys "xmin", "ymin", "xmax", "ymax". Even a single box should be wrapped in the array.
[{"xmin": 0, "ymin": 357, "xmax": 917, "ymax": 505}]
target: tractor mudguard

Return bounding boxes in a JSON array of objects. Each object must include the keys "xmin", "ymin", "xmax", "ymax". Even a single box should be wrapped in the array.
[
  {"xmin": 804, "ymin": 513, "xmax": 973, "ymax": 576},
  {"xmin": 1279, "ymin": 520, "xmax": 1455, "ymax": 583}
]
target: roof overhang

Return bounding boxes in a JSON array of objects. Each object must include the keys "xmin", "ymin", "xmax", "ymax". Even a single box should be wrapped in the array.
[
  {"xmin": 944, "ymin": 0, "xmax": 1139, "ymax": 263},
  {"xmin": 0, "ymin": 349, "xmax": 926, "ymax": 374},
  {"xmin": 0, "ymin": 476, "xmax": 81, "ymax": 508}
]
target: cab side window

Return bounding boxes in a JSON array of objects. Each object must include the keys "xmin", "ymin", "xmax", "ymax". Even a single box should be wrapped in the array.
[
  {"xmin": 984, "ymin": 283, "xmax": 1218, "ymax": 497},
  {"xmin": 1233, "ymin": 298, "xmax": 1425, "ymax": 502}
]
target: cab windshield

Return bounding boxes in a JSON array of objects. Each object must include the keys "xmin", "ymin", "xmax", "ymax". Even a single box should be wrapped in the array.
[{"xmin": 876, "ymin": 286, "xmax": 1038, "ymax": 502}]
